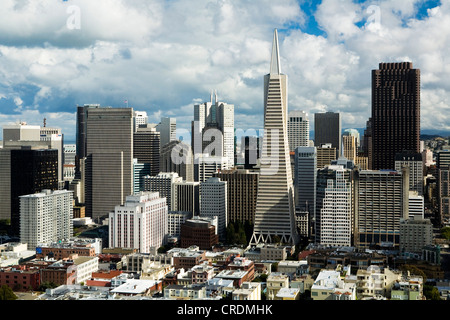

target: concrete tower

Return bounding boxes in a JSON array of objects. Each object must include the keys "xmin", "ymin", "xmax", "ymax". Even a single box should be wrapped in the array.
[{"xmin": 250, "ymin": 29, "xmax": 298, "ymax": 246}]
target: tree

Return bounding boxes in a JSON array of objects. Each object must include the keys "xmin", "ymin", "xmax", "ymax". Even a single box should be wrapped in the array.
[
  {"xmin": 0, "ymin": 285, "xmax": 17, "ymax": 300},
  {"xmin": 441, "ymin": 227, "xmax": 450, "ymax": 240},
  {"xmin": 424, "ymin": 285, "xmax": 441, "ymax": 300}
]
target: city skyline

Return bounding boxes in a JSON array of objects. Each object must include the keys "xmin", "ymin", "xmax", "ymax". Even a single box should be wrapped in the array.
[{"xmin": 0, "ymin": 0, "xmax": 449, "ymax": 142}]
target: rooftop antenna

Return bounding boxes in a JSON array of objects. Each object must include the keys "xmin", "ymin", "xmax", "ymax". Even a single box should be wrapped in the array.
[{"xmin": 43, "ymin": 118, "xmax": 47, "ymax": 127}]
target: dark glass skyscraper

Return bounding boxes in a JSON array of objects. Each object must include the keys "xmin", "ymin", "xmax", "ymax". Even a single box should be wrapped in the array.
[{"xmin": 371, "ymin": 62, "xmax": 420, "ymax": 170}]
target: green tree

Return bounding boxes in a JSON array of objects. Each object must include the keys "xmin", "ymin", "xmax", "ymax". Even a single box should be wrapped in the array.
[
  {"xmin": 441, "ymin": 227, "xmax": 450, "ymax": 240},
  {"xmin": 424, "ymin": 285, "xmax": 441, "ymax": 300},
  {"xmin": 0, "ymin": 285, "xmax": 17, "ymax": 300}
]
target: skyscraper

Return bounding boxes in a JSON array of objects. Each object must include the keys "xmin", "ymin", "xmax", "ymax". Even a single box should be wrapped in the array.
[
  {"xmin": 288, "ymin": 110, "xmax": 309, "ymax": 152},
  {"xmin": 371, "ymin": 62, "xmax": 420, "ymax": 170},
  {"xmin": 85, "ymin": 107, "xmax": 134, "ymax": 222},
  {"xmin": 0, "ymin": 148, "xmax": 59, "ymax": 236},
  {"xmin": 250, "ymin": 29, "xmax": 298, "ymax": 246},
  {"xmin": 200, "ymin": 177, "xmax": 227, "ymax": 241},
  {"xmin": 133, "ymin": 124, "xmax": 160, "ymax": 176},
  {"xmin": 314, "ymin": 112, "xmax": 341, "ymax": 157},
  {"xmin": 156, "ymin": 117, "xmax": 176, "ymax": 149},
  {"xmin": 294, "ymin": 146, "xmax": 317, "ymax": 217}
]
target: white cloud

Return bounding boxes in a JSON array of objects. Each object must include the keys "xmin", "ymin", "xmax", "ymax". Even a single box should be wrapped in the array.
[{"xmin": 0, "ymin": 0, "xmax": 449, "ymax": 142}]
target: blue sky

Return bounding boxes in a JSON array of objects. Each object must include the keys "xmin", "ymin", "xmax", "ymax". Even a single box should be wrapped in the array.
[{"xmin": 0, "ymin": 0, "xmax": 449, "ymax": 142}]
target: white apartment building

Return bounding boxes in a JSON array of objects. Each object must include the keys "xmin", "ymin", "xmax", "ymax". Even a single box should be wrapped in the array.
[
  {"xmin": 288, "ymin": 110, "xmax": 309, "ymax": 152},
  {"xmin": 200, "ymin": 177, "xmax": 227, "ymax": 241},
  {"xmin": 320, "ymin": 169, "xmax": 352, "ymax": 247},
  {"xmin": 311, "ymin": 269, "xmax": 356, "ymax": 300},
  {"xmin": 108, "ymin": 192, "xmax": 168, "ymax": 253},
  {"xmin": 20, "ymin": 189, "xmax": 73, "ymax": 249},
  {"xmin": 73, "ymin": 255, "xmax": 99, "ymax": 284}
]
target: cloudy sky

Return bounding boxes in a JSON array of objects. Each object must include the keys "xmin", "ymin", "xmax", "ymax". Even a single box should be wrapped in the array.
[{"xmin": 0, "ymin": 0, "xmax": 448, "ymax": 142}]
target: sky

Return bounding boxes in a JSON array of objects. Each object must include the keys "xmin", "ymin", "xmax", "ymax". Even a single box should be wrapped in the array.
[{"xmin": 0, "ymin": 0, "xmax": 449, "ymax": 142}]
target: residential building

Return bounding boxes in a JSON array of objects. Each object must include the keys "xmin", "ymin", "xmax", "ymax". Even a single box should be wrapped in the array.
[
  {"xmin": 399, "ymin": 217, "xmax": 433, "ymax": 254},
  {"xmin": 20, "ymin": 189, "xmax": 73, "ymax": 250},
  {"xmin": 395, "ymin": 152, "xmax": 423, "ymax": 195},
  {"xmin": 232, "ymin": 282, "xmax": 261, "ymax": 300},
  {"xmin": 311, "ymin": 269, "xmax": 356, "ymax": 300},
  {"xmin": 266, "ymin": 273, "xmax": 289, "ymax": 300}
]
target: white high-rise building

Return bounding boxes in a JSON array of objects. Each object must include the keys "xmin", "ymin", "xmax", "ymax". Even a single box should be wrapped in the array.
[
  {"xmin": 194, "ymin": 154, "xmax": 229, "ymax": 182},
  {"xmin": 143, "ymin": 172, "xmax": 182, "ymax": 211},
  {"xmin": 408, "ymin": 191, "xmax": 424, "ymax": 219},
  {"xmin": 395, "ymin": 152, "xmax": 423, "ymax": 196},
  {"xmin": 192, "ymin": 91, "xmax": 234, "ymax": 166},
  {"xmin": 288, "ymin": 110, "xmax": 309, "ymax": 152},
  {"xmin": 319, "ymin": 168, "xmax": 352, "ymax": 247},
  {"xmin": 20, "ymin": 189, "xmax": 73, "ymax": 249},
  {"xmin": 250, "ymin": 29, "xmax": 298, "ymax": 245},
  {"xmin": 108, "ymin": 192, "xmax": 168, "ymax": 253},
  {"xmin": 156, "ymin": 117, "xmax": 176, "ymax": 148},
  {"xmin": 200, "ymin": 177, "xmax": 227, "ymax": 241},
  {"xmin": 134, "ymin": 111, "xmax": 148, "ymax": 132}
]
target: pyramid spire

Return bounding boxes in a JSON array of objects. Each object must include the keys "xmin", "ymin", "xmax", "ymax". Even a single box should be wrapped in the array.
[{"xmin": 270, "ymin": 28, "xmax": 281, "ymax": 75}]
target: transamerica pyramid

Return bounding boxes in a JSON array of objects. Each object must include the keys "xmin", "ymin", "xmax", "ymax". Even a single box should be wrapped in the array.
[{"xmin": 250, "ymin": 29, "xmax": 299, "ymax": 246}]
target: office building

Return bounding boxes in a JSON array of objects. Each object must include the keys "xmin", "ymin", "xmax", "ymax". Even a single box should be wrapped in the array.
[
  {"xmin": 156, "ymin": 117, "xmax": 176, "ymax": 149},
  {"xmin": 314, "ymin": 112, "xmax": 341, "ymax": 157},
  {"xmin": 168, "ymin": 211, "xmax": 193, "ymax": 239},
  {"xmin": 133, "ymin": 124, "xmax": 160, "ymax": 176},
  {"xmin": 0, "ymin": 148, "xmax": 59, "ymax": 236},
  {"xmin": 288, "ymin": 110, "xmax": 309, "ymax": 152},
  {"xmin": 437, "ymin": 150, "xmax": 450, "ymax": 170},
  {"xmin": 160, "ymin": 140, "xmax": 194, "ymax": 182},
  {"xmin": 316, "ymin": 144, "xmax": 337, "ymax": 169},
  {"xmin": 371, "ymin": 62, "xmax": 420, "ymax": 170},
  {"xmin": 241, "ymin": 136, "xmax": 262, "ymax": 169},
  {"xmin": 85, "ymin": 107, "xmax": 134, "ymax": 222},
  {"xmin": 192, "ymin": 91, "xmax": 234, "ymax": 166},
  {"xmin": 213, "ymin": 168, "xmax": 259, "ymax": 224},
  {"xmin": 408, "ymin": 191, "xmax": 424, "ymax": 219},
  {"xmin": 250, "ymin": 29, "xmax": 298, "ymax": 245},
  {"xmin": 395, "ymin": 152, "xmax": 423, "ymax": 195},
  {"xmin": 438, "ymin": 167, "xmax": 450, "ymax": 224},
  {"xmin": 172, "ymin": 180, "xmax": 200, "ymax": 216},
  {"xmin": 200, "ymin": 177, "xmax": 227, "ymax": 241},
  {"xmin": 194, "ymin": 154, "xmax": 229, "ymax": 182},
  {"xmin": 20, "ymin": 189, "xmax": 73, "ymax": 249},
  {"xmin": 342, "ymin": 132, "xmax": 357, "ymax": 161},
  {"xmin": 75, "ymin": 104, "xmax": 101, "ymax": 174},
  {"xmin": 134, "ymin": 111, "xmax": 148, "ymax": 132},
  {"xmin": 294, "ymin": 146, "xmax": 317, "ymax": 211},
  {"xmin": 133, "ymin": 159, "xmax": 151, "ymax": 194},
  {"xmin": 354, "ymin": 168, "xmax": 409, "ymax": 250},
  {"xmin": 143, "ymin": 172, "xmax": 182, "ymax": 211},
  {"xmin": 108, "ymin": 192, "xmax": 168, "ymax": 253},
  {"xmin": 180, "ymin": 217, "xmax": 219, "ymax": 250}
]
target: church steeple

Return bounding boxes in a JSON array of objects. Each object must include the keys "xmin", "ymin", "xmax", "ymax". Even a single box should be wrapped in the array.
[{"xmin": 270, "ymin": 28, "xmax": 281, "ymax": 75}]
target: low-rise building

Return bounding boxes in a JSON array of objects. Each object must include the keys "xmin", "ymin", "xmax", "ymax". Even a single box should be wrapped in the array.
[
  {"xmin": 232, "ymin": 282, "xmax": 261, "ymax": 300},
  {"xmin": 275, "ymin": 287, "xmax": 300, "ymax": 300},
  {"xmin": 164, "ymin": 284, "xmax": 207, "ymax": 300},
  {"xmin": 110, "ymin": 279, "xmax": 162, "ymax": 297},
  {"xmin": 390, "ymin": 275, "xmax": 423, "ymax": 300},
  {"xmin": 311, "ymin": 269, "xmax": 356, "ymax": 300},
  {"xmin": 266, "ymin": 272, "xmax": 289, "ymax": 300}
]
